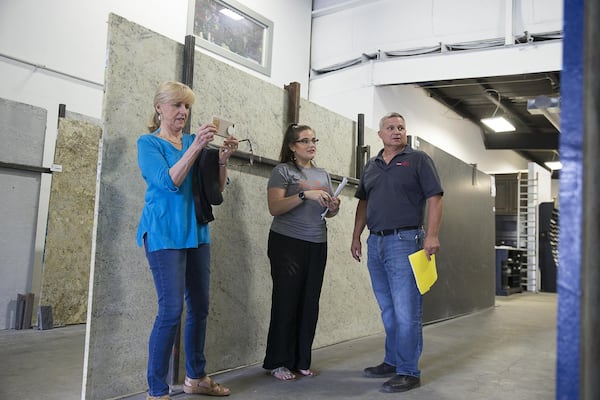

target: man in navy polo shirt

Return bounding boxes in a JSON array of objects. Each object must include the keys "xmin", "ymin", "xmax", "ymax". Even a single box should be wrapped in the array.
[{"xmin": 351, "ymin": 112, "xmax": 443, "ymax": 393}]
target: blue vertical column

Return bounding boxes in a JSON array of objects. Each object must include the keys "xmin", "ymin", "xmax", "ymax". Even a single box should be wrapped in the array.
[
  {"xmin": 557, "ymin": 0, "xmax": 584, "ymax": 399},
  {"xmin": 581, "ymin": 0, "xmax": 600, "ymax": 396}
]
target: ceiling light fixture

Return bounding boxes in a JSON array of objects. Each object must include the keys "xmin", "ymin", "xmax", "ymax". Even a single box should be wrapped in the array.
[
  {"xmin": 480, "ymin": 89, "xmax": 516, "ymax": 132},
  {"xmin": 481, "ymin": 116, "xmax": 516, "ymax": 132},
  {"xmin": 545, "ymin": 161, "xmax": 562, "ymax": 170}
]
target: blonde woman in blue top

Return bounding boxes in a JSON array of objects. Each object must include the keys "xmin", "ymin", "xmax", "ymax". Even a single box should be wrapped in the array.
[{"xmin": 137, "ymin": 81, "xmax": 238, "ymax": 399}]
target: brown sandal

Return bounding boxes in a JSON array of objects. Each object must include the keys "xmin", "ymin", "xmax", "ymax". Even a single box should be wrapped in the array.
[{"xmin": 183, "ymin": 375, "xmax": 231, "ymax": 396}]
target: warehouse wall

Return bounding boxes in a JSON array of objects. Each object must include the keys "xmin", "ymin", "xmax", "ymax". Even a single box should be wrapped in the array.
[{"xmin": 83, "ymin": 14, "xmax": 495, "ymax": 399}]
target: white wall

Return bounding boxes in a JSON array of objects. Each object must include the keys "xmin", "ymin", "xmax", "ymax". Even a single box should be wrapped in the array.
[
  {"xmin": 0, "ymin": 0, "xmax": 313, "ymax": 319},
  {"xmin": 532, "ymin": 162, "xmax": 553, "ymax": 204},
  {"xmin": 0, "ymin": 0, "xmax": 313, "ymax": 165},
  {"xmin": 311, "ymin": 0, "xmax": 563, "ymax": 71},
  {"xmin": 308, "ymin": 0, "xmax": 562, "ymax": 175}
]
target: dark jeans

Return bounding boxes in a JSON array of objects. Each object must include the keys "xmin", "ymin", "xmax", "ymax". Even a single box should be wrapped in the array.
[
  {"xmin": 263, "ymin": 230, "xmax": 327, "ymax": 371},
  {"xmin": 144, "ymin": 238, "xmax": 210, "ymax": 397}
]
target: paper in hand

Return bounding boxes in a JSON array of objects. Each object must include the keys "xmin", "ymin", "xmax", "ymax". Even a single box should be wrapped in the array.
[
  {"xmin": 408, "ymin": 249, "xmax": 438, "ymax": 294},
  {"xmin": 320, "ymin": 177, "xmax": 348, "ymax": 220}
]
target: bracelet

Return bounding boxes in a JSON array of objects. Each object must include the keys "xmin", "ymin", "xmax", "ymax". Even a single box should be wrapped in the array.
[{"xmin": 219, "ymin": 163, "xmax": 227, "ymax": 167}]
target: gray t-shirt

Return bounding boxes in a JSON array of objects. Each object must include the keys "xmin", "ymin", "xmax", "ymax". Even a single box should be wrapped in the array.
[{"xmin": 268, "ymin": 162, "xmax": 333, "ymax": 243}]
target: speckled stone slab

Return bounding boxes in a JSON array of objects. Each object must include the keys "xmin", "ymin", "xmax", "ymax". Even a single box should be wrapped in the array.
[{"xmin": 39, "ymin": 118, "xmax": 101, "ymax": 327}]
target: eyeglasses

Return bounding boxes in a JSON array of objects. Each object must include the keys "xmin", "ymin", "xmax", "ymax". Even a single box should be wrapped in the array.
[{"xmin": 294, "ymin": 138, "xmax": 319, "ymax": 145}]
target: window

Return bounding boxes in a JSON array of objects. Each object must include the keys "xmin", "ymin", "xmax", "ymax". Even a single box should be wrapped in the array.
[{"xmin": 187, "ymin": 0, "xmax": 273, "ymax": 75}]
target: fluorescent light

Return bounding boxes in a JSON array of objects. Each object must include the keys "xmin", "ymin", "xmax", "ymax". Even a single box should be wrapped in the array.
[
  {"xmin": 481, "ymin": 116, "xmax": 516, "ymax": 132},
  {"xmin": 545, "ymin": 161, "xmax": 562, "ymax": 170},
  {"xmin": 220, "ymin": 8, "xmax": 244, "ymax": 21}
]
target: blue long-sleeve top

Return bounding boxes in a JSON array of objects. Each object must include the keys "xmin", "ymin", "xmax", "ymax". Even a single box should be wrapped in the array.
[{"xmin": 136, "ymin": 130, "xmax": 209, "ymax": 251}]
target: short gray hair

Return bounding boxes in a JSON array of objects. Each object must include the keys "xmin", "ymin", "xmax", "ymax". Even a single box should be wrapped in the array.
[{"xmin": 378, "ymin": 112, "xmax": 405, "ymax": 130}]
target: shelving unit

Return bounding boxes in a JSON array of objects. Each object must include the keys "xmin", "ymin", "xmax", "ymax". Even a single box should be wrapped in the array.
[
  {"xmin": 495, "ymin": 248, "xmax": 524, "ymax": 296},
  {"xmin": 539, "ymin": 202, "xmax": 559, "ymax": 292}
]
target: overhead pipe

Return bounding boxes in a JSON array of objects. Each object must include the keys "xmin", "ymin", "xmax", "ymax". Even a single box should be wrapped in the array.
[{"xmin": 504, "ymin": 0, "xmax": 514, "ymax": 45}]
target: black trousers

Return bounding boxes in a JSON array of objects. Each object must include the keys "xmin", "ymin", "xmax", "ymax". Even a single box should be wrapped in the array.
[{"xmin": 263, "ymin": 230, "xmax": 328, "ymax": 371}]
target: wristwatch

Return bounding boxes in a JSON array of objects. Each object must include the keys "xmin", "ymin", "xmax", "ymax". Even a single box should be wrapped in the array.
[{"xmin": 298, "ymin": 191, "xmax": 306, "ymax": 201}]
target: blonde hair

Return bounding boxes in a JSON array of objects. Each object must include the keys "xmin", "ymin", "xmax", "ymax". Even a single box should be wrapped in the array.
[{"xmin": 147, "ymin": 81, "xmax": 196, "ymax": 132}]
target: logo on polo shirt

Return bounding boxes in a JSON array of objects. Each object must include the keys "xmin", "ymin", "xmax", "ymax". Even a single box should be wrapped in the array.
[{"xmin": 395, "ymin": 161, "xmax": 410, "ymax": 167}]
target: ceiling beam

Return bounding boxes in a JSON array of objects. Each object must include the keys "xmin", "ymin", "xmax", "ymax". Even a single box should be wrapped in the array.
[
  {"xmin": 372, "ymin": 41, "xmax": 562, "ymax": 86},
  {"xmin": 424, "ymin": 87, "xmax": 491, "ymax": 145},
  {"xmin": 483, "ymin": 133, "xmax": 558, "ymax": 150},
  {"xmin": 516, "ymin": 150, "xmax": 552, "ymax": 171}
]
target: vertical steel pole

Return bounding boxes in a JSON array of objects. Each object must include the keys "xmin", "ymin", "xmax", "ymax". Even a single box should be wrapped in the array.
[
  {"xmin": 356, "ymin": 113, "xmax": 365, "ymax": 178},
  {"xmin": 182, "ymin": 34, "xmax": 195, "ymax": 134}
]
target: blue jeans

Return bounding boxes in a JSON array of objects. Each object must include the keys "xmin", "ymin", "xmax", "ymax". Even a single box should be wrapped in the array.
[
  {"xmin": 366, "ymin": 228, "xmax": 424, "ymax": 377},
  {"xmin": 144, "ymin": 239, "xmax": 210, "ymax": 397}
]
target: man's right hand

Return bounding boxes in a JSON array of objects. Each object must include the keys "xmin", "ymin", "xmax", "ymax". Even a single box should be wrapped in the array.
[{"xmin": 351, "ymin": 238, "xmax": 362, "ymax": 262}]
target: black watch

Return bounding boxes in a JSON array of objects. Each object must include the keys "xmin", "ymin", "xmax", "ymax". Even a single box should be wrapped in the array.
[{"xmin": 298, "ymin": 191, "xmax": 306, "ymax": 201}]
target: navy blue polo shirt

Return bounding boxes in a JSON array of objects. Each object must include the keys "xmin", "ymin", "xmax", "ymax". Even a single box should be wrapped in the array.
[{"xmin": 355, "ymin": 146, "xmax": 443, "ymax": 232}]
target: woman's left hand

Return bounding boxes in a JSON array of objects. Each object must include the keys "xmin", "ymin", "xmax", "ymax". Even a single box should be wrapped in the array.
[
  {"xmin": 219, "ymin": 136, "xmax": 239, "ymax": 165},
  {"xmin": 326, "ymin": 196, "xmax": 341, "ymax": 213}
]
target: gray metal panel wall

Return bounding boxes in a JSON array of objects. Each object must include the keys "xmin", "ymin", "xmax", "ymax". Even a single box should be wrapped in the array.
[
  {"xmin": 0, "ymin": 169, "xmax": 42, "ymax": 329},
  {"xmin": 0, "ymin": 97, "xmax": 47, "ymax": 330},
  {"xmin": 418, "ymin": 140, "xmax": 496, "ymax": 322}
]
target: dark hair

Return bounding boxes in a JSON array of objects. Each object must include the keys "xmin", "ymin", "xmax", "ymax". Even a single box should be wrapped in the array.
[{"xmin": 279, "ymin": 123, "xmax": 314, "ymax": 165}]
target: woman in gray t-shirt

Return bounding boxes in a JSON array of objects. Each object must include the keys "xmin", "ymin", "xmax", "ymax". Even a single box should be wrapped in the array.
[{"xmin": 262, "ymin": 124, "xmax": 341, "ymax": 381}]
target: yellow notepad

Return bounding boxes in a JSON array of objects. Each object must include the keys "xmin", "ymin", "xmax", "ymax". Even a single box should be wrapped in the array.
[{"xmin": 408, "ymin": 249, "xmax": 438, "ymax": 294}]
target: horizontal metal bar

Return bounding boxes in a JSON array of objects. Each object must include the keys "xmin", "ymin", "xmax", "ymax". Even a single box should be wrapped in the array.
[
  {"xmin": 0, "ymin": 161, "xmax": 52, "ymax": 174},
  {"xmin": 212, "ymin": 146, "xmax": 359, "ymax": 185},
  {"xmin": 0, "ymin": 53, "xmax": 103, "ymax": 88}
]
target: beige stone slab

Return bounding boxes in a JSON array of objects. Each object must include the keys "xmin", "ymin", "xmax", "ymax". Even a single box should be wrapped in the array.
[{"xmin": 39, "ymin": 118, "xmax": 101, "ymax": 327}]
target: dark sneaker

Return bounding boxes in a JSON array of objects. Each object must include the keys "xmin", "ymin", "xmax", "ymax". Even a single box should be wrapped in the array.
[
  {"xmin": 363, "ymin": 362, "xmax": 396, "ymax": 378},
  {"xmin": 381, "ymin": 374, "xmax": 421, "ymax": 393}
]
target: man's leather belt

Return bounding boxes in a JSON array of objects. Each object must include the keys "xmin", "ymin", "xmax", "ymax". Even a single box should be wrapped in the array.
[{"xmin": 370, "ymin": 226, "xmax": 420, "ymax": 236}]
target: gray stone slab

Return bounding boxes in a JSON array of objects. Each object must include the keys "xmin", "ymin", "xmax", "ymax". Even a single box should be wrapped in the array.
[{"xmin": 0, "ymin": 97, "xmax": 47, "ymax": 167}]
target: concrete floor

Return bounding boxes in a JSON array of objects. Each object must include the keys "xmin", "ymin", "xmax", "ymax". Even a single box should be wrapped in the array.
[{"xmin": 1, "ymin": 292, "xmax": 556, "ymax": 400}]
